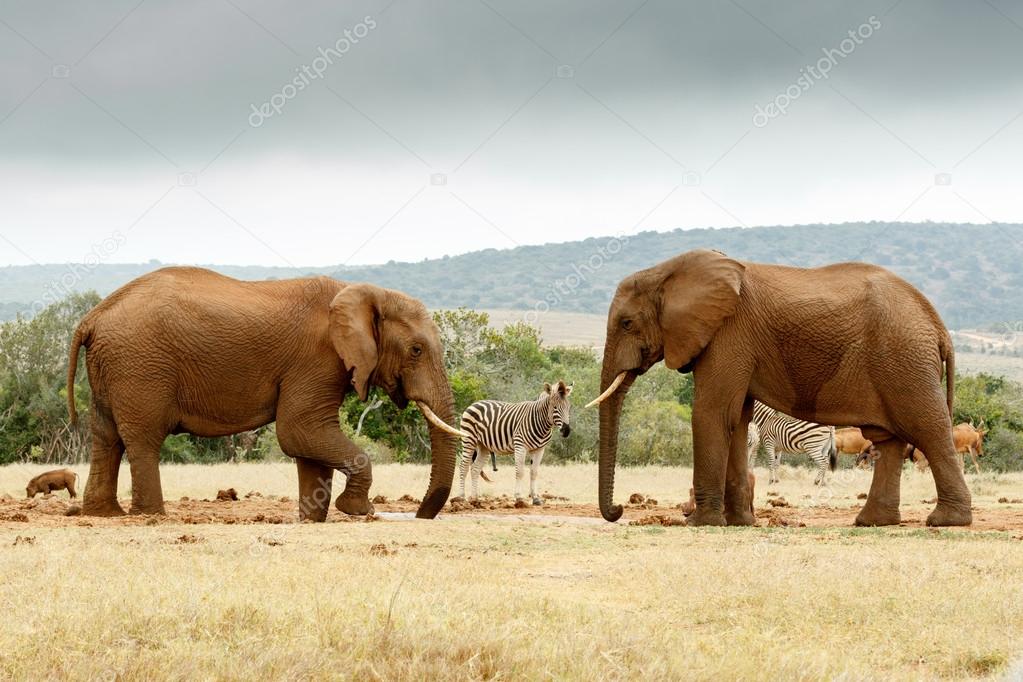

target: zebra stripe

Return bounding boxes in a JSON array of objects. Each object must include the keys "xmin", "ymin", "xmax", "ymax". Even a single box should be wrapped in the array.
[
  {"xmin": 456, "ymin": 383, "xmax": 572, "ymax": 503},
  {"xmin": 749, "ymin": 401, "xmax": 836, "ymax": 485}
]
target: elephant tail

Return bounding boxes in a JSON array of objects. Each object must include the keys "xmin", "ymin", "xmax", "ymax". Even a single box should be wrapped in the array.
[
  {"xmin": 944, "ymin": 341, "xmax": 956, "ymax": 420},
  {"xmin": 66, "ymin": 324, "xmax": 86, "ymax": 426}
]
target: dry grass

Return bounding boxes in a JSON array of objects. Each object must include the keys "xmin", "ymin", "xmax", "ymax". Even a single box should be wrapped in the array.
[{"xmin": 2, "ymin": 463, "xmax": 1023, "ymax": 680}]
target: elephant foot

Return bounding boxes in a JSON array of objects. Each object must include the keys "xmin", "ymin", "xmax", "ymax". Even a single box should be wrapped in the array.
[
  {"xmin": 854, "ymin": 502, "xmax": 900, "ymax": 527},
  {"xmin": 298, "ymin": 505, "xmax": 329, "ymax": 523},
  {"xmin": 724, "ymin": 509, "xmax": 755, "ymax": 526},
  {"xmin": 129, "ymin": 501, "xmax": 166, "ymax": 516},
  {"xmin": 926, "ymin": 502, "xmax": 972, "ymax": 527},
  {"xmin": 532, "ymin": 497, "xmax": 542, "ymax": 506},
  {"xmin": 82, "ymin": 498, "xmax": 126, "ymax": 517},
  {"xmin": 335, "ymin": 491, "xmax": 374, "ymax": 516},
  {"xmin": 686, "ymin": 507, "xmax": 727, "ymax": 527}
]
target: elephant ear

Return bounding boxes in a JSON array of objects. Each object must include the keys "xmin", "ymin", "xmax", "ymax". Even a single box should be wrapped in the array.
[
  {"xmin": 659, "ymin": 250, "xmax": 745, "ymax": 371},
  {"xmin": 329, "ymin": 284, "xmax": 380, "ymax": 401}
]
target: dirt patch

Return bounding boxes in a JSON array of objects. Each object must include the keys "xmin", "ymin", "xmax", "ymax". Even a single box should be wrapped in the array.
[
  {"xmin": 216, "ymin": 488, "xmax": 238, "ymax": 501},
  {"xmin": 630, "ymin": 514, "xmax": 686, "ymax": 527},
  {"xmin": 369, "ymin": 543, "xmax": 396, "ymax": 556},
  {"xmin": 12, "ymin": 535, "xmax": 35, "ymax": 546},
  {"xmin": 171, "ymin": 534, "xmax": 205, "ymax": 545}
]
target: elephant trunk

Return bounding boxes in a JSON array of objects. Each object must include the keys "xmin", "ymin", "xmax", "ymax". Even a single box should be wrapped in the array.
[
  {"xmin": 598, "ymin": 366, "xmax": 634, "ymax": 523},
  {"xmin": 416, "ymin": 392, "xmax": 458, "ymax": 519}
]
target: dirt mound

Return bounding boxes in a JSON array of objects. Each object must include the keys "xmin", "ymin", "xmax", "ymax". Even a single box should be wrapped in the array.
[
  {"xmin": 631, "ymin": 514, "xmax": 686, "ymax": 527},
  {"xmin": 216, "ymin": 488, "xmax": 238, "ymax": 501},
  {"xmin": 369, "ymin": 543, "xmax": 396, "ymax": 556}
]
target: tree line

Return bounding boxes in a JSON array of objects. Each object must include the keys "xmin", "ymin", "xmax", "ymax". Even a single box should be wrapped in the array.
[{"xmin": 1, "ymin": 294, "xmax": 1022, "ymax": 471}]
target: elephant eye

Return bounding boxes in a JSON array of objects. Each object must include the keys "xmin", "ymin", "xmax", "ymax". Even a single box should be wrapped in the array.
[
  {"xmin": 621, "ymin": 319, "xmax": 633, "ymax": 331},
  {"xmin": 410, "ymin": 345, "xmax": 423, "ymax": 358}
]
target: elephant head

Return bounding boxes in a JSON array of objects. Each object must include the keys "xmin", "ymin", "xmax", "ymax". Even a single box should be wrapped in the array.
[
  {"xmin": 589, "ymin": 250, "xmax": 745, "ymax": 521},
  {"xmin": 329, "ymin": 283, "xmax": 462, "ymax": 518}
]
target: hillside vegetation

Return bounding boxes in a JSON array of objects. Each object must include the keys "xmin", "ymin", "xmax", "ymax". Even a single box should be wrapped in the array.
[{"xmin": 3, "ymin": 222, "xmax": 1022, "ymax": 328}]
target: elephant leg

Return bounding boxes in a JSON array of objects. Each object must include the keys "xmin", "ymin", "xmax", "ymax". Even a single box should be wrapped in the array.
[
  {"xmin": 529, "ymin": 448, "xmax": 545, "ymax": 505},
  {"xmin": 277, "ymin": 406, "xmax": 374, "ymax": 517},
  {"xmin": 122, "ymin": 431, "xmax": 167, "ymax": 515},
  {"xmin": 855, "ymin": 438, "xmax": 905, "ymax": 527},
  {"xmin": 723, "ymin": 399, "xmax": 754, "ymax": 526},
  {"xmin": 295, "ymin": 457, "xmax": 333, "ymax": 522},
  {"xmin": 82, "ymin": 406, "xmax": 126, "ymax": 517},
  {"xmin": 914, "ymin": 441, "xmax": 971, "ymax": 528},
  {"xmin": 688, "ymin": 402, "xmax": 733, "ymax": 527}
]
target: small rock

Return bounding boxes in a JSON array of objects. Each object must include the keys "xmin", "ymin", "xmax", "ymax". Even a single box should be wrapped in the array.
[
  {"xmin": 64, "ymin": 504, "xmax": 82, "ymax": 516},
  {"xmin": 245, "ymin": 491, "xmax": 263, "ymax": 498},
  {"xmin": 12, "ymin": 535, "xmax": 35, "ymax": 546},
  {"xmin": 1012, "ymin": 498, "xmax": 1023, "ymax": 504},
  {"xmin": 999, "ymin": 497, "xmax": 1010, "ymax": 504},
  {"xmin": 180, "ymin": 496, "xmax": 190, "ymax": 502},
  {"xmin": 372, "ymin": 495, "xmax": 388, "ymax": 504},
  {"xmin": 857, "ymin": 493, "xmax": 868, "ymax": 500},
  {"xmin": 216, "ymin": 488, "xmax": 238, "ymax": 501},
  {"xmin": 768, "ymin": 498, "xmax": 790, "ymax": 508},
  {"xmin": 514, "ymin": 499, "xmax": 528, "ymax": 509},
  {"xmin": 628, "ymin": 493, "xmax": 646, "ymax": 504},
  {"xmin": 398, "ymin": 494, "xmax": 419, "ymax": 503},
  {"xmin": 646, "ymin": 497, "xmax": 659, "ymax": 506}
]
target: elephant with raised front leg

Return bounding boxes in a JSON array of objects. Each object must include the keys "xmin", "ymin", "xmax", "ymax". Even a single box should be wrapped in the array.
[
  {"xmin": 590, "ymin": 249, "xmax": 971, "ymax": 528},
  {"xmin": 66, "ymin": 267, "xmax": 463, "ymax": 520}
]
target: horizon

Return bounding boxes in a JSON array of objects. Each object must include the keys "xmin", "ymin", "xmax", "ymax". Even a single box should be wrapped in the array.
[{"xmin": 0, "ymin": 219, "xmax": 1012, "ymax": 270}]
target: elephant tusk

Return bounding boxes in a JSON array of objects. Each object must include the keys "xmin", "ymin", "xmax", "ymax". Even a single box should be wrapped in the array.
[
  {"xmin": 586, "ymin": 372, "xmax": 628, "ymax": 408},
  {"xmin": 416, "ymin": 402, "xmax": 469, "ymax": 439}
]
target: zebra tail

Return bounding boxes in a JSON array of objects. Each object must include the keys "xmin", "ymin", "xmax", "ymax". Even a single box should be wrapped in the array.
[
  {"xmin": 828, "ymin": 432, "xmax": 838, "ymax": 472},
  {"xmin": 480, "ymin": 470, "xmax": 493, "ymax": 483}
]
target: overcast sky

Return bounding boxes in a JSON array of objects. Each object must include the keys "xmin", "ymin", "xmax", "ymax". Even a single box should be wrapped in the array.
[{"xmin": 1, "ymin": 0, "xmax": 1021, "ymax": 267}]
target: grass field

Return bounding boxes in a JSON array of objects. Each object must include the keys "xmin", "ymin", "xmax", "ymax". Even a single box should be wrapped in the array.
[{"xmin": 3, "ymin": 463, "xmax": 1023, "ymax": 680}]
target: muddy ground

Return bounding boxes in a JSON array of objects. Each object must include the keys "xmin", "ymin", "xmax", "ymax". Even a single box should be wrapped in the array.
[{"xmin": 2, "ymin": 490, "xmax": 1023, "ymax": 533}]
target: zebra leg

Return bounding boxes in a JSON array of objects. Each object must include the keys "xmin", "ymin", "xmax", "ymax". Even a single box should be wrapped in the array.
[
  {"xmin": 456, "ymin": 438, "xmax": 475, "ymax": 501},
  {"xmin": 529, "ymin": 448, "xmax": 545, "ymax": 505},
  {"xmin": 470, "ymin": 447, "xmax": 487, "ymax": 501},
  {"xmin": 765, "ymin": 439, "xmax": 779, "ymax": 484},
  {"xmin": 814, "ymin": 448, "xmax": 828, "ymax": 485},
  {"xmin": 513, "ymin": 444, "xmax": 527, "ymax": 501}
]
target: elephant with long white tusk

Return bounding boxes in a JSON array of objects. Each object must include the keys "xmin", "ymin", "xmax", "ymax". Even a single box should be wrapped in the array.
[
  {"xmin": 67, "ymin": 268, "xmax": 462, "ymax": 521},
  {"xmin": 593, "ymin": 249, "xmax": 971, "ymax": 529}
]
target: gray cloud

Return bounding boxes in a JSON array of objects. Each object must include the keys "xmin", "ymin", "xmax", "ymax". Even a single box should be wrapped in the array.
[{"xmin": 1, "ymin": 0, "xmax": 1021, "ymax": 266}]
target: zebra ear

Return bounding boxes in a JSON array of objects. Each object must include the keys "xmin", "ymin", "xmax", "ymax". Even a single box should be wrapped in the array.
[
  {"xmin": 543, "ymin": 382, "xmax": 552, "ymax": 395},
  {"xmin": 659, "ymin": 250, "xmax": 744, "ymax": 371},
  {"xmin": 557, "ymin": 380, "xmax": 570, "ymax": 396},
  {"xmin": 329, "ymin": 284, "xmax": 381, "ymax": 402}
]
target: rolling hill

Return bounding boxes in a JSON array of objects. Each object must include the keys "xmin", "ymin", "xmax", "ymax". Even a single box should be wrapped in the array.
[{"xmin": 3, "ymin": 222, "xmax": 1023, "ymax": 329}]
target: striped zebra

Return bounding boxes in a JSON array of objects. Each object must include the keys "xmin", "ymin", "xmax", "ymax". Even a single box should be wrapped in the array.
[
  {"xmin": 457, "ymin": 381, "xmax": 573, "ymax": 505},
  {"xmin": 747, "ymin": 401, "xmax": 836, "ymax": 485}
]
